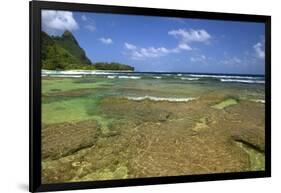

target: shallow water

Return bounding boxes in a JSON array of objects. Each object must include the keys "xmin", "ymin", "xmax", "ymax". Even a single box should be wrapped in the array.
[{"xmin": 41, "ymin": 71, "xmax": 265, "ymax": 183}]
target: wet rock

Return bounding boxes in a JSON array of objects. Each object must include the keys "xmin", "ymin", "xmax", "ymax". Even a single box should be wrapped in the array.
[
  {"xmin": 231, "ymin": 132, "xmax": 264, "ymax": 152},
  {"xmin": 113, "ymin": 166, "xmax": 129, "ymax": 179},
  {"xmin": 212, "ymin": 98, "xmax": 238, "ymax": 109},
  {"xmin": 192, "ymin": 117, "xmax": 209, "ymax": 132},
  {"xmin": 233, "ymin": 140, "xmax": 265, "ymax": 171},
  {"xmin": 42, "ymin": 120, "xmax": 100, "ymax": 160},
  {"xmin": 157, "ymin": 111, "xmax": 172, "ymax": 122}
]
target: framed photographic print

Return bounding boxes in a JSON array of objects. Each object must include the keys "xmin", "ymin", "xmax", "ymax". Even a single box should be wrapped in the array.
[{"xmin": 30, "ymin": 1, "xmax": 271, "ymax": 192}]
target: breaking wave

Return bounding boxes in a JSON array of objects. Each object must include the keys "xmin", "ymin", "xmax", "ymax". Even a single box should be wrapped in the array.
[
  {"xmin": 181, "ymin": 77, "xmax": 200, "ymax": 81},
  {"xmin": 118, "ymin": 76, "xmax": 141, "ymax": 79},
  {"xmin": 126, "ymin": 95, "xmax": 196, "ymax": 102},
  {"xmin": 47, "ymin": 74, "xmax": 83, "ymax": 78},
  {"xmin": 250, "ymin": 99, "xmax": 265, "ymax": 103},
  {"xmin": 220, "ymin": 79, "xmax": 265, "ymax": 84}
]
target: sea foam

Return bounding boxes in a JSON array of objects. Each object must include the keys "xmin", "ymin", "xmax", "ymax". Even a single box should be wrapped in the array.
[
  {"xmin": 189, "ymin": 74, "xmax": 259, "ymax": 79},
  {"xmin": 107, "ymin": 75, "xmax": 116, "ymax": 79},
  {"xmin": 48, "ymin": 74, "xmax": 83, "ymax": 78},
  {"xmin": 118, "ymin": 76, "xmax": 141, "ymax": 79},
  {"xmin": 126, "ymin": 95, "xmax": 196, "ymax": 102},
  {"xmin": 220, "ymin": 79, "xmax": 265, "ymax": 84},
  {"xmin": 181, "ymin": 77, "xmax": 200, "ymax": 81},
  {"xmin": 250, "ymin": 99, "xmax": 265, "ymax": 104}
]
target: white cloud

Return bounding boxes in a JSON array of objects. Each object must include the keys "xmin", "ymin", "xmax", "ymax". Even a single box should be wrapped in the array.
[
  {"xmin": 253, "ymin": 41, "xmax": 265, "ymax": 59},
  {"xmin": 190, "ymin": 54, "xmax": 207, "ymax": 63},
  {"xmin": 99, "ymin": 38, "xmax": 113, "ymax": 44},
  {"xmin": 168, "ymin": 28, "xmax": 211, "ymax": 51},
  {"xmin": 220, "ymin": 56, "xmax": 242, "ymax": 65},
  {"xmin": 85, "ymin": 25, "xmax": 96, "ymax": 32},
  {"xmin": 81, "ymin": 15, "xmax": 96, "ymax": 32},
  {"xmin": 124, "ymin": 28, "xmax": 211, "ymax": 60},
  {"xmin": 124, "ymin": 43, "xmax": 180, "ymax": 60},
  {"xmin": 42, "ymin": 10, "xmax": 78, "ymax": 35},
  {"xmin": 178, "ymin": 43, "xmax": 192, "ymax": 50},
  {"xmin": 81, "ymin": 15, "xmax": 87, "ymax": 21},
  {"xmin": 124, "ymin": 42, "xmax": 137, "ymax": 50},
  {"xmin": 168, "ymin": 28, "xmax": 211, "ymax": 44}
]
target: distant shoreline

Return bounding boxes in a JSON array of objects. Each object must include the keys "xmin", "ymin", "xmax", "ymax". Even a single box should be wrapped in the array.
[
  {"xmin": 42, "ymin": 69, "xmax": 134, "ymax": 73},
  {"xmin": 41, "ymin": 69, "xmax": 264, "ymax": 77},
  {"xmin": 41, "ymin": 69, "xmax": 265, "ymax": 84}
]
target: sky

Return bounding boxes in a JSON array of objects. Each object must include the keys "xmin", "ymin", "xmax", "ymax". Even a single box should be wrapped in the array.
[{"xmin": 42, "ymin": 10, "xmax": 265, "ymax": 74}]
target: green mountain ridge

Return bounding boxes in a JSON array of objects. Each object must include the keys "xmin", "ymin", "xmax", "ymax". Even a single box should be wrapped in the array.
[
  {"xmin": 41, "ymin": 31, "xmax": 134, "ymax": 71},
  {"xmin": 53, "ymin": 30, "xmax": 92, "ymax": 65},
  {"xmin": 41, "ymin": 31, "xmax": 82, "ymax": 70}
]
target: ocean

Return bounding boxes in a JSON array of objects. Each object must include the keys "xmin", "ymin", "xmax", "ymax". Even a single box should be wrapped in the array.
[
  {"xmin": 42, "ymin": 70, "xmax": 265, "ymax": 103},
  {"xmin": 41, "ymin": 70, "xmax": 265, "ymax": 183}
]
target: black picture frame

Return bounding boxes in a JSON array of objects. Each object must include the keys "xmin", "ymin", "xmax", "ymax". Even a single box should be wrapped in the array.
[{"xmin": 29, "ymin": 1, "xmax": 271, "ymax": 192}]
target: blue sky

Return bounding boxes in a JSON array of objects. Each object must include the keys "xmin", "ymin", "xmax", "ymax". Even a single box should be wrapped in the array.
[{"xmin": 42, "ymin": 10, "xmax": 265, "ymax": 74}]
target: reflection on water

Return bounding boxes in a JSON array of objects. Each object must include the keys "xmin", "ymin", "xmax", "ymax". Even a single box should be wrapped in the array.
[{"xmin": 41, "ymin": 71, "xmax": 265, "ymax": 184}]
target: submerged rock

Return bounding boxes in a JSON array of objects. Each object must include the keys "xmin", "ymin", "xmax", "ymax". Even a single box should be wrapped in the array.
[
  {"xmin": 100, "ymin": 97, "xmax": 174, "ymax": 123},
  {"xmin": 73, "ymin": 165, "xmax": 128, "ymax": 182},
  {"xmin": 113, "ymin": 166, "xmax": 129, "ymax": 179},
  {"xmin": 42, "ymin": 120, "xmax": 100, "ymax": 160},
  {"xmin": 212, "ymin": 98, "xmax": 238, "ymax": 109},
  {"xmin": 233, "ymin": 140, "xmax": 265, "ymax": 171},
  {"xmin": 192, "ymin": 117, "xmax": 209, "ymax": 132}
]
